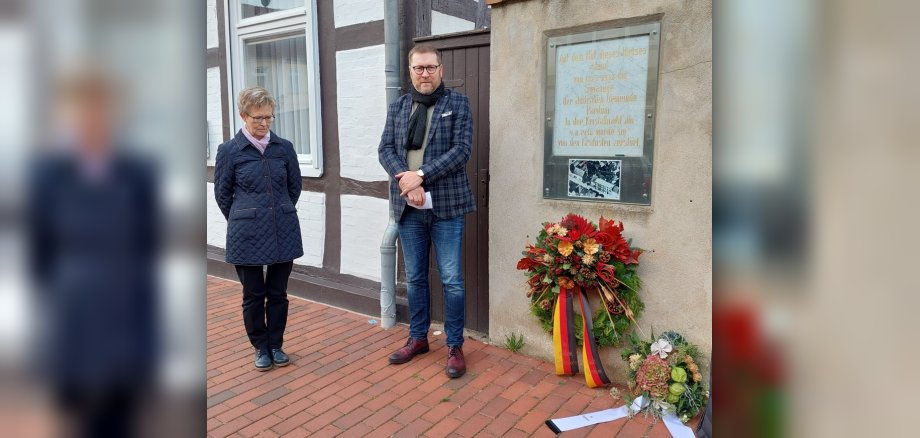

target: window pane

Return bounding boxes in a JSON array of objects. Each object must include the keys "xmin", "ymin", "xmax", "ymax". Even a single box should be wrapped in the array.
[
  {"xmin": 240, "ymin": 0, "xmax": 302, "ymax": 19},
  {"xmin": 244, "ymin": 35, "xmax": 310, "ymax": 155}
]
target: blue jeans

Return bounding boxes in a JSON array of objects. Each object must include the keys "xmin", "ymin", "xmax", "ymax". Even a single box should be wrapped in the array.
[{"xmin": 398, "ymin": 208, "xmax": 466, "ymax": 346}]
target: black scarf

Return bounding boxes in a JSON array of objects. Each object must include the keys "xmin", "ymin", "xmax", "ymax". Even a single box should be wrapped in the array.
[{"xmin": 406, "ymin": 82, "xmax": 445, "ymax": 150}]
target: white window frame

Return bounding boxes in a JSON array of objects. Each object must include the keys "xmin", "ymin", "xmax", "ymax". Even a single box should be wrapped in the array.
[{"xmin": 226, "ymin": 0, "xmax": 323, "ymax": 177}]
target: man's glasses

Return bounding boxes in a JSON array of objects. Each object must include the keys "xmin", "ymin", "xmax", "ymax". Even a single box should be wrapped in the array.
[
  {"xmin": 247, "ymin": 114, "xmax": 274, "ymax": 123},
  {"xmin": 410, "ymin": 65, "xmax": 440, "ymax": 75}
]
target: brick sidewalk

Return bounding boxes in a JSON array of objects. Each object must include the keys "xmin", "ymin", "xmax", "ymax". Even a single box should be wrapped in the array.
[{"xmin": 207, "ymin": 275, "xmax": 694, "ymax": 437}]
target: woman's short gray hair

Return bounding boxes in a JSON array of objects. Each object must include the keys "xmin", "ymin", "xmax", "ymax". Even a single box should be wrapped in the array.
[{"xmin": 238, "ymin": 86, "xmax": 276, "ymax": 114}]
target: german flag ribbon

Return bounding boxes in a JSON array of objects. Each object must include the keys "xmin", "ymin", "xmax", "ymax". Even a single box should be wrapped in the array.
[
  {"xmin": 553, "ymin": 287, "xmax": 578, "ymax": 375},
  {"xmin": 552, "ymin": 286, "xmax": 611, "ymax": 388}
]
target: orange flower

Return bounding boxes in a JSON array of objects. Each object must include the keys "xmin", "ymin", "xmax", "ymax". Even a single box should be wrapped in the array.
[
  {"xmin": 583, "ymin": 238, "xmax": 599, "ymax": 255},
  {"xmin": 558, "ymin": 276, "xmax": 575, "ymax": 289},
  {"xmin": 557, "ymin": 240, "xmax": 573, "ymax": 256}
]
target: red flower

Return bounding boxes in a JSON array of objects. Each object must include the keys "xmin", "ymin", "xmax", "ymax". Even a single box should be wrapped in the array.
[
  {"xmin": 624, "ymin": 248, "xmax": 642, "ymax": 265},
  {"xmin": 610, "ymin": 239, "xmax": 638, "ymax": 263},
  {"xmin": 526, "ymin": 244, "xmax": 546, "ymax": 256},
  {"xmin": 595, "ymin": 262, "xmax": 617, "ymax": 283},
  {"xmin": 594, "ymin": 232, "xmax": 615, "ymax": 248},
  {"xmin": 599, "ymin": 216, "xmax": 624, "ymax": 239},
  {"xmin": 568, "ymin": 229, "xmax": 581, "ymax": 240},
  {"xmin": 516, "ymin": 257, "xmax": 541, "ymax": 271},
  {"xmin": 561, "ymin": 213, "xmax": 596, "ymax": 237}
]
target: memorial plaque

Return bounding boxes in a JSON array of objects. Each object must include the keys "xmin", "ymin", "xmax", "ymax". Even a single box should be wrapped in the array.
[
  {"xmin": 553, "ymin": 35, "xmax": 649, "ymax": 158},
  {"xmin": 543, "ymin": 22, "xmax": 660, "ymax": 205}
]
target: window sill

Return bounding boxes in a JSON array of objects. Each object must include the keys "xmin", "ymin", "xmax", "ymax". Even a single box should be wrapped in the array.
[{"xmin": 300, "ymin": 164, "xmax": 323, "ymax": 178}]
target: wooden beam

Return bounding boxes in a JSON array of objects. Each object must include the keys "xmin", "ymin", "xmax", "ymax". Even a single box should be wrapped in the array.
[{"xmin": 487, "ymin": 0, "xmax": 537, "ymax": 8}]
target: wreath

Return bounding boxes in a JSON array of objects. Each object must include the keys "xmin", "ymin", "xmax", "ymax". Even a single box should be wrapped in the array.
[
  {"xmin": 517, "ymin": 214, "xmax": 645, "ymax": 347},
  {"xmin": 622, "ymin": 330, "xmax": 709, "ymax": 423}
]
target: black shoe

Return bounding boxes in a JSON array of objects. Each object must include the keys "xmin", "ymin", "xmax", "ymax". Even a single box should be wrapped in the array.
[
  {"xmin": 271, "ymin": 348, "xmax": 290, "ymax": 367},
  {"xmin": 255, "ymin": 349, "xmax": 272, "ymax": 371}
]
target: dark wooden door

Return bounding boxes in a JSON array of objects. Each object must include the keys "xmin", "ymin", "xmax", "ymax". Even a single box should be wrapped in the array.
[{"xmin": 416, "ymin": 30, "xmax": 490, "ymax": 334}]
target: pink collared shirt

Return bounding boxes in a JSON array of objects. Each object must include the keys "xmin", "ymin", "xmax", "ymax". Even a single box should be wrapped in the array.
[{"xmin": 241, "ymin": 127, "xmax": 270, "ymax": 154}]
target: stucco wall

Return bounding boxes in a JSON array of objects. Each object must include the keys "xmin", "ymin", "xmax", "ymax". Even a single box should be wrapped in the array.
[
  {"xmin": 336, "ymin": 44, "xmax": 389, "ymax": 182},
  {"xmin": 488, "ymin": 0, "xmax": 711, "ymax": 380},
  {"xmin": 206, "ymin": 67, "xmax": 222, "ymax": 167},
  {"xmin": 333, "ymin": 0, "xmax": 383, "ymax": 28},
  {"xmin": 340, "ymin": 194, "xmax": 391, "ymax": 282},
  {"xmin": 206, "ymin": 183, "xmax": 227, "ymax": 249},
  {"xmin": 294, "ymin": 191, "xmax": 327, "ymax": 267},
  {"xmin": 206, "ymin": 0, "xmax": 218, "ymax": 49}
]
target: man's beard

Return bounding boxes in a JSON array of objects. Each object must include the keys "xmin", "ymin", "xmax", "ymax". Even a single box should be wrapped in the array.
[{"xmin": 416, "ymin": 82, "xmax": 437, "ymax": 94}]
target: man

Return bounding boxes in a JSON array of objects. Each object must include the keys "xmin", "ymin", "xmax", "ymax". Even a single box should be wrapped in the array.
[{"xmin": 378, "ymin": 45, "xmax": 476, "ymax": 378}]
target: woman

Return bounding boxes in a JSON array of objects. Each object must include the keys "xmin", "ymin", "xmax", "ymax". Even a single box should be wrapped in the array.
[
  {"xmin": 30, "ymin": 65, "xmax": 158, "ymax": 438},
  {"xmin": 214, "ymin": 87, "xmax": 303, "ymax": 371}
]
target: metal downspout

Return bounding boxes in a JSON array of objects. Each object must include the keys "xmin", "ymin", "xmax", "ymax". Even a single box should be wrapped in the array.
[{"xmin": 379, "ymin": 0, "xmax": 400, "ymax": 329}]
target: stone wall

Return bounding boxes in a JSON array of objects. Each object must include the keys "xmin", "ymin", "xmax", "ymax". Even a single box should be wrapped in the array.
[{"xmin": 488, "ymin": 0, "xmax": 712, "ymax": 380}]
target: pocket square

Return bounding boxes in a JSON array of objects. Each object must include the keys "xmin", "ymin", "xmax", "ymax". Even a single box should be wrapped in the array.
[{"xmin": 440, "ymin": 111, "xmax": 453, "ymax": 118}]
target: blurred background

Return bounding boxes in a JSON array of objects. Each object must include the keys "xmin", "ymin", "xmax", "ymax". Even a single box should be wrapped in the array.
[
  {"xmin": 716, "ymin": 0, "xmax": 920, "ymax": 437},
  {"xmin": 0, "ymin": 0, "xmax": 204, "ymax": 437}
]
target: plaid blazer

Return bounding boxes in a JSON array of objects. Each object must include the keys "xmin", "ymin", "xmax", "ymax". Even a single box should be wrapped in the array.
[{"xmin": 378, "ymin": 88, "xmax": 476, "ymax": 221}]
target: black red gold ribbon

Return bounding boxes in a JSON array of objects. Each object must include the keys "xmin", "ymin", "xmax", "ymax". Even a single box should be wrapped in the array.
[{"xmin": 552, "ymin": 286, "xmax": 611, "ymax": 388}]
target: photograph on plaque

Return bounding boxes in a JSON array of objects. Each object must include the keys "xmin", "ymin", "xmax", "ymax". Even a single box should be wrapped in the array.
[{"xmin": 567, "ymin": 159, "xmax": 621, "ymax": 200}]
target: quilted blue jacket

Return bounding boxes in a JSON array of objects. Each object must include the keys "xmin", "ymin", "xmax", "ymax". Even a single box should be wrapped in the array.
[
  {"xmin": 378, "ymin": 88, "xmax": 476, "ymax": 221},
  {"xmin": 214, "ymin": 130, "xmax": 304, "ymax": 265}
]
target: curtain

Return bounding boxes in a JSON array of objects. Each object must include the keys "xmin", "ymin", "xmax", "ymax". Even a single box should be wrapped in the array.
[{"xmin": 244, "ymin": 34, "xmax": 309, "ymax": 155}]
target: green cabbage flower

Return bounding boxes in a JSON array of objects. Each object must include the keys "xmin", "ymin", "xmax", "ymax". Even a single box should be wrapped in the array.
[{"xmin": 670, "ymin": 366, "xmax": 688, "ymax": 383}]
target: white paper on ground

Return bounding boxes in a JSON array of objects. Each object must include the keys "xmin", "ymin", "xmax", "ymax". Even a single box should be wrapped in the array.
[
  {"xmin": 546, "ymin": 397, "xmax": 646, "ymax": 432},
  {"xmin": 546, "ymin": 406, "xmax": 628, "ymax": 432},
  {"xmin": 407, "ymin": 191, "xmax": 432, "ymax": 209},
  {"xmin": 546, "ymin": 396, "xmax": 697, "ymax": 437},
  {"xmin": 663, "ymin": 413, "xmax": 697, "ymax": 438}
]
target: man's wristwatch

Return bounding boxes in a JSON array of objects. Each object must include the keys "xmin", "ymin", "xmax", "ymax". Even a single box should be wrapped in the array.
[{"xmin": 416, "ymin": 169, "xmax": 424, "ymax": 178}]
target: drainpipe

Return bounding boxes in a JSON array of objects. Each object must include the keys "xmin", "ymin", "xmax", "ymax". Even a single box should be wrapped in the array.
[{"xmin": 379, "ymin": 0, "xmax": 400, "ymax": 329}]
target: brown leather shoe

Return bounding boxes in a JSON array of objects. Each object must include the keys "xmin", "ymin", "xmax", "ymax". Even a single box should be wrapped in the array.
[
  {"xmin": 388, "ymin": 338, "xmax": 429, "ymax": 364},
  {"xmin": 446, "ymin": 345, "xmax": 466, "ymax": 378}
]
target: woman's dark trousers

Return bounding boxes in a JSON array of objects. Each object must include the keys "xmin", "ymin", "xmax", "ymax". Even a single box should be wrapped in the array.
[{"xmin": 235, "ymin": 261, "xmax": 293, "ymax": 352}]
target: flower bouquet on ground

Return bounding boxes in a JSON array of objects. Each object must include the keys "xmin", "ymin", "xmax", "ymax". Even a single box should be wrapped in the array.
[
  {"xmin": 517, "ymin": 213, "xmax": 645, "ymax": 387},
  {"xmin": 622, "ymin": 330, "xmax": 709, "ymax": 423}
]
